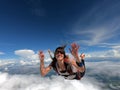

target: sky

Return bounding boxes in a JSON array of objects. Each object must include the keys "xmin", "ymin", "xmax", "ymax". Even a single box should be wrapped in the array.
[{"xmin": 0, "ymin": 0, "xmax": 120, "ymax": 60}]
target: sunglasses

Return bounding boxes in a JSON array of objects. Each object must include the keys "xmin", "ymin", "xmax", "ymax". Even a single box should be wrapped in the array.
[{"xmin": 55, "ymin": 50, "xmax": 64, "ymax": 54}]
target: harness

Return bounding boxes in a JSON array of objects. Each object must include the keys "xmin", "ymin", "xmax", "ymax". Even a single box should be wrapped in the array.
[
  {"xmin": 50, "ymin": 59, "xmax": 85, "ymax": 80},
  {"xmin": 55, "ymin": 62, "xmax": 77, "ymax": 79}
]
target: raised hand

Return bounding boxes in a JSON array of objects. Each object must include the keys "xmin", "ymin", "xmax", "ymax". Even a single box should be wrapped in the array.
[
  {"xmin": 38, "ymin": 51, "xmax": 44, "ymax": 62},
  {"xmin": 69, "ymin": 43, "xmax": 80, "ymax": 58},
  {"xmin": 80, "ymin": 53, "xmax": 85, "ymax": 59}
]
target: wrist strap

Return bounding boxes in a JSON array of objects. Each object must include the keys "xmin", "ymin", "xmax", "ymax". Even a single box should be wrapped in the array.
[{"xmin": 76, "ymin": 62, "xmax": 83, "ymax": 67}]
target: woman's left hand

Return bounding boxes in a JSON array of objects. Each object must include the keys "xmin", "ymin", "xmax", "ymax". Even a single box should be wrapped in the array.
[{"xmin": 69, "ymin": 43, "xmax": 80, "ymax": 58}]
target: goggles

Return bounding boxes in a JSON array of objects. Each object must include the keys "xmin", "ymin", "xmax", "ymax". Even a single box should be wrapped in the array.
[{"xmin": 55, "ymin": 50, "xmax": 65, "ymax": 54}]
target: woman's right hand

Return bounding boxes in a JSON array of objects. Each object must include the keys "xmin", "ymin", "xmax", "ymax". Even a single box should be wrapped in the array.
[{"xmin": 38, "ymin": 51, "xmax": 44, "ymax": 62}]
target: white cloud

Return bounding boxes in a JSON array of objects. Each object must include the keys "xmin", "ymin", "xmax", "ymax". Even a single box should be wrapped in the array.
[
  {"xmin": 0, "ymin": 51, "xmax": 4, "ymax": 55},
  {"xmin": 0, "ymin": 73, "xmax": 100, "ymax": 90},
  {"xmin": 100, "ymin": 43, "xmax": 120, "ymax": 49},
  {"xmin": 0, "ymin": 57, "xmax": 120, "ymax": 90},
  {"xmin": 86, "ymin": 61, "xmax": 120, "ymax": 77},
  {"xmin": 87, "ymin": 43, "xmax": 120, "ymax": 58},
  {"xmin": 15, "ymin": 49, "xmax": 35, "ymax": 57},
  {"xmin": 14, "ymin": 49, "xmax": 39, "ymax": 60},
  {"xmin": 111, "ymin": 45, "xmax": 120, "ymax": 49},
  {"xmin": 105, "ymin": 49, "xmax": 120, "ymax": 57},
  {"xmin": 73, "ymin": 22, "xmax": 120, "ymax": 46},
  {"xmin": 86, "ymin": 49, "xmax": 120, "ymax": 58},
  {"xmin": 0, "ymin": 60, "xmax": 15, "ymax": 67},
  {"xmin": 14, "ymin": 49, "xmax": 53, "ymax": 63}
]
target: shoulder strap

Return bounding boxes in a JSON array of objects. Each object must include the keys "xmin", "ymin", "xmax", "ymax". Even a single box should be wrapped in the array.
[{"xmin": 64, "ymin": 62, "xmax": 73, "ymax": 74}]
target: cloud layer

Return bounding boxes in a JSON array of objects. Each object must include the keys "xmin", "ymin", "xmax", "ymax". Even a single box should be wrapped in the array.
[
  {"xmin": 0, "ymin": 73, "xmax": 101, "ymax": 90},
  {"xmin": 0, "ymin": 57, "xmax": 120, "ymax": 90}
]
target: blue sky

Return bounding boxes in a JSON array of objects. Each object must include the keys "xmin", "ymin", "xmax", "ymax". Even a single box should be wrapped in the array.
[{"xmin": 0, "ymin": 0, "xmax": 120, "ymax": 59}]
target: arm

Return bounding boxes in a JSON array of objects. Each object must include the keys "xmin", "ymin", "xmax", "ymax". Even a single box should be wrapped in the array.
[
  {"xmin": 70, "ymin": 59, "xmax": 85, "ymax": 72},
  {"xmin": 69, "ymin": 43, "xmax": 80, "ymax": 62},
  {"xmin": 69, "ymin": 43, "xmax": 85, "ymax": 72},
  {"xmin": 64, "ymin": 56, "xmax": 85, "ymax": 72},
  {"xmin": 39, "ymin": 51, "xmax": 52, "ymax": 76}
]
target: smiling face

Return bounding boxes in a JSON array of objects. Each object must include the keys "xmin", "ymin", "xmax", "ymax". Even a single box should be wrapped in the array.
[{"xmin": 55, "ymin": 49, "xmax": 65, "ymax": 61}]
